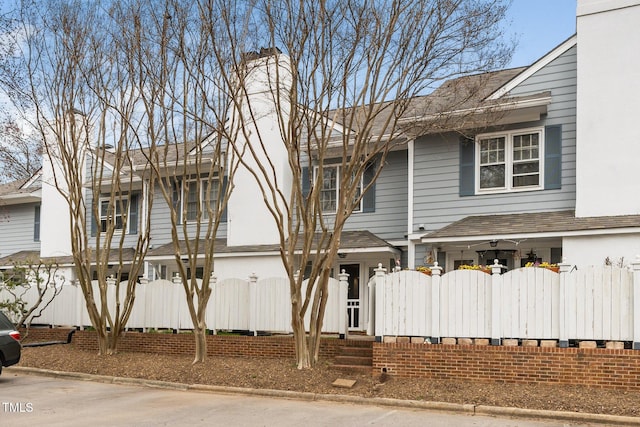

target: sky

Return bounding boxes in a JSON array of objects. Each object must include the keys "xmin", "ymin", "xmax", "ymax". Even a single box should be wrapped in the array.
[{"xmin": 504, "ymin": 0, "xmax": 577, "ymax": 68}]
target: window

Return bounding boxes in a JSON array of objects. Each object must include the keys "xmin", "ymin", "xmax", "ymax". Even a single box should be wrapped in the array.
[
  {"xmin": 477, "ymin": 128, "xmax": 543, "ymax": 192},
  {"xmin": 100, "ymin": 197, "xmax": 128, "ymax": 233},
  {"xmin": 183, "ymin": 179, "xmax": 218, "ymax": 222},
  {"xmin": 315, "ymin": 165, "xmax": 363, "ymax": 213},
  {"xmin": 34, "ymin": 205, "xmax": 40, "ymax": 242}
]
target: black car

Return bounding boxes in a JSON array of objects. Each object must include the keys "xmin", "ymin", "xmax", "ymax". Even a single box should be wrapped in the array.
[{"xmin": 0, "ymin": 311, "xmax": 21, "ymax": 374}]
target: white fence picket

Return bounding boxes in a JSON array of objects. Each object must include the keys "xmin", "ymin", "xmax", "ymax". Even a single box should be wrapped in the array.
[{"xmin": 3, "ymin": 264, "xmax": 639, "ymax": 345}]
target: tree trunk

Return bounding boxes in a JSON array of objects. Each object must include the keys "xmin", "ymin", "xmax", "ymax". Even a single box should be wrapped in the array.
[
  {"xmin": 193, "ymin": 326, "xmax": 207, "ymax": 364},
  {"xmin": 107, "ymin": 330, "xmax": 122, "ymax": 355},
  {"xmin": 95, "ymin": 327, "xmax": 109, "ymax": 355},
  {"xmin": 291, "ymin": 298, "xmax": 311, "ymax": 369}
]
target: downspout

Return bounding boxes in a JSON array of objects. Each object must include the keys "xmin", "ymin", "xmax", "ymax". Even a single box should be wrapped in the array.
[{"xmin": 407, "ymin": 139, "xmax": 415, "ymax": 269}]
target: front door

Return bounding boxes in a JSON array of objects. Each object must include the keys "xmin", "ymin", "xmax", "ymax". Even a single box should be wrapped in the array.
[{"xmin": 340, "ymin": 263, "xmax": 361, "ymax": 330}]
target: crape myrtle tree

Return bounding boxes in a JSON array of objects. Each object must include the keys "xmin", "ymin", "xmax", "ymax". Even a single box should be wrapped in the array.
[
  {"xmin": 0, "ymin": 258, "xmax": 65, "ymax": 339},
  {"xmin": 0, "ymin": 11, "xmax": 42, "ymax": 183},
  {"xmin": 8, "ymin": 1, "xmax": 155, "ymax": 354},
  {"xmin": 110, "ymin": 0, "xmax": 238, "ymax": 363},
  {"xmin": 206, "ymin": 0, "xmax": 514, "ymax": 368},
  {"xmin": 0, "ymin": 118, "xmax": 42, "ymax": 183}
]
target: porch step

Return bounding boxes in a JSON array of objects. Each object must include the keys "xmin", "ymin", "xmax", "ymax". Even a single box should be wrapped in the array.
[{"xmin": 332, "ymin": 343, "xmax": 373, "ymax": 374}]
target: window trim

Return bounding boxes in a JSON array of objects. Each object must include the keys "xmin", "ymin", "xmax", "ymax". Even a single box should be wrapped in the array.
[
  {"xmin": 182, "ymin": 177, "xmax": 219, "ymax": 223},
  {"xmin": 475, "ymin": 127, "xmax": 545, "ymax": 194},
  {"xmin": 99, "ymin": 196, "xmax": 129, "ymax": 234},
  {"xmin": 313, "ymin": 164, "xmax": 363, "ymax": 214}
]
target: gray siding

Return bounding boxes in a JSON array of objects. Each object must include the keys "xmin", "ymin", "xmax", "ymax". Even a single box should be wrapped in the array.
[
  {"xmin": 343, "ymin": 150, "xmax": 408, "ymax": 241},
  {"xmin": 0, "ymin": 203, "xmax": 40, "ymax": 256},
  {"xmin": 413, "ymin": 46, "xmax": 577, "ymax": 233},
  {"xmin": 149, "ymin": 182, "xmax": 228, "ymax": 246}
]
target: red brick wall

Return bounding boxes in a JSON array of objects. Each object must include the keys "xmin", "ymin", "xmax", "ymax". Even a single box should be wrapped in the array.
[
  {"xmin": 373, "ymin": 343, "xmax": 640, "ymax": 391},
  {"xmin": 24, "ymin": 328, "xmax": 640, "ymax": 391},
  {"xmin": 23, "ymin": 328, "xmax": 354, "ymax": 360}
]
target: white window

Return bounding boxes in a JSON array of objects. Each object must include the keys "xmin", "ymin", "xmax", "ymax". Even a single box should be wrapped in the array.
[
  {"xmin": 100, "ymin": 197, "xmax": 128, "ymax": 233},
  {"xmin": 315, "ymin": 165, "xmax": 362, "ymax": 213},
  {"xmin": 476, "ymin": 128, "xmax": 543, "ymax": 192},
  {"xmin": 183, "ymin": 179, "xmax": 218, "ymax": 222}
]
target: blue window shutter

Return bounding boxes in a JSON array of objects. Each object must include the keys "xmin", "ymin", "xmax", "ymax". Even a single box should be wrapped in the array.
[
  {"xmin": 459, "ymin": 137, "xmax": 475, "ymax": 196},
  {"xmin": 362, "ymin": 162, "xmax": 376, "ymax": 213},
  {"xmin": 301, "ymin": 166, "xmax": 310, "ymax": 198},
  {"xmin": 172, "ymin": 180, "xmax": 181, "ymax": 223},
  {"xmin": 544, "ymin": 125, "xmax": 562, "ymax": 190},
  {"xmin": 128, "ymin": 193, "xmax": 138, "ymax": 235},
  {"xmin": 34, "ymin": 205, "xmax": 41, "ymax": 241},
  {"xmin": 220, "ymin": 176, "xmax": 228, "ymax": 222}
]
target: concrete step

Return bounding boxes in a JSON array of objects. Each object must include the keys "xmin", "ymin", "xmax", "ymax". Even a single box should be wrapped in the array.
[
  {"xmin": 332, "ymin": 342, "xmax": 373, "ymax": 373},
  {"xmin": 331, "ymin": 363, "xmax": 373, "ymax": 374},
  {"xmin": 334, "ymin": 355, "xmax": 372, "ymax": 366},
  {"xmin": 338, "ymin": 346, "xmax": 373, "ymax": 358}
]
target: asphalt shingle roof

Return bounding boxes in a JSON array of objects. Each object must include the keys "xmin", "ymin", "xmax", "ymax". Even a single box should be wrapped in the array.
[
  {"xmin": 424, "ymin": 210, "xmax": 640, "ymax": 240},
  {"xmin": 148, "ymin": 230, "xmax": 395, "ymax": 258}
]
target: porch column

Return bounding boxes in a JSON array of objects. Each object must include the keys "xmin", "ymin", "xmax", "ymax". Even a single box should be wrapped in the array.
[
  {"xmin": 632, "ymin": 256, "xmax": 640, "ymax": 350},
  {"xmin": 210, "ymin": 272, "xmax": 218, "ymax": 335},
  {"xmin": 558, "ymin": 259, "xmax": 572, "ymax": 348},
  {"xmin": 430, "ymin": 262, "xmax": 442, "ymax": 344},
  {"xmin": 248, "ymin": 272, "xmax": 258, "ymax": 336},
  {"xmin": 338, "ymin": 270, "xmax": 349, "ymax": 339},
  {"xmin": 490, "ymin": 260, "xmax": 503, "ymax": 346},
  {"xmin": 373, "ymin": 263, "xmax": 387, "ymax": 341}
]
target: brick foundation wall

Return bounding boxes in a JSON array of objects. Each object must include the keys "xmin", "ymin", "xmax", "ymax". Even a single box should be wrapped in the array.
[
  {"xmin": 22, "ymin": 328, "xmax": 353, "ymax": 360},
  {"xmin": 373, "ymin": 343, "xmax": 640, "ymax": 391},
  {"xmin": 24, "ymin": 328, "xmax": 640, "ymax": 391}
]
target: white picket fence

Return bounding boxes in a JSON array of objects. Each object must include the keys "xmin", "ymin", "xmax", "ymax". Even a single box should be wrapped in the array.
[
  {"xmin": 371, "ymin": 261, "xmax": 640, "ymax": 348},
  {"xmin": 5, "ymin": 261, "xmax": 640, "ymax": 347},
  {"xmin": 0, "ymin": 273, "xmax": 349, "ymax": 335}
]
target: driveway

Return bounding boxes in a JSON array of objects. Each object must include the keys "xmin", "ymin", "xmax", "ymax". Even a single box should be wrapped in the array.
[{"xmin": 1, "ymin": 371, "xmax": 593, "ymax": 426}]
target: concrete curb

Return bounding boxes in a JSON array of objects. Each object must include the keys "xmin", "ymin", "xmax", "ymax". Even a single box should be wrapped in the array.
[{"xmin": 9, "ymin": 366, "xmax": 640, "ymax": 425}]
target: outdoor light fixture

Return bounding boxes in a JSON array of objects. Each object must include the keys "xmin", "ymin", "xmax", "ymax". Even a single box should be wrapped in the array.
[{"xmin": 490, "ymin": 240, "xmax": 498, "ymax": 248}]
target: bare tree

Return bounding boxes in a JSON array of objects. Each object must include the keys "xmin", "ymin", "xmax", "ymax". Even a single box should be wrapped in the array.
[
  {"xmin": 206, "ymin": 0, "xmax": 513, "ymax": 368},
  {"xmin": 0, "ymin": 257, "xmax": 65, "ymax": 339},
  {"xmin": 8, "ymin": 1, "xmax": 155, "ymax": 354},
  {"xmin": 106, "ymin": 1, "xmax": 238, "ymax": 363},
  {"xmin": 0, "ymin": 118, "xmax": 42, "ymax": 183},
  {"xmin": 0, "ymin": 9, "xmax": 42, "ymax": 182}
]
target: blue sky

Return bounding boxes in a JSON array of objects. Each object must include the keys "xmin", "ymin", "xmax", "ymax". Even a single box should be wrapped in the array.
[{"xmin": 505, "ymin": 0, "xmax": 577, "ymax": 68}]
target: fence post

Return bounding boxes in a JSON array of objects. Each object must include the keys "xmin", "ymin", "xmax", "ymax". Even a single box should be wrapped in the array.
[
  {"xmin": 248, "ymin": 272, "xmax": 258, "ymax": 336},
  {"xmin": 490, "ymin": 260, "xmax": 503, "ymax": 345},
  {"xmin": 632, "ymin": 256, "xmax": 640, "ymax": 350},
  {"xmin": 374, "ymin": 263, "xmax": 387, "ymax": 341},
  {"xmin": 430, "ymin": 262, "xmax": 442, "ymax": 344},
  {"xmin": 210, "ymin": 272, "xmax": 217, "ymax": 335},
  {"xmin": 558, "ymin": 258, "xmax": 572, "ymax": 348},
  {"xmin": 339, "ymin": 269, "xmax": 349, "ymax": 339}
]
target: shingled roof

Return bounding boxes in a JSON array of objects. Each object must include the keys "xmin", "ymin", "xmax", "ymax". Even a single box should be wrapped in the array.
[
  {"xmin": 147, "ymin": 230, "xmax": 397, "ymax": 258},
  {"xmin": 423, "ymin": 210, "xmax": 640, "ymax": 242}
]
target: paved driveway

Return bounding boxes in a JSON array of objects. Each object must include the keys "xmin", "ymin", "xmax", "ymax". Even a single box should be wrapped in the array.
[{"xmin": 1, "ymin": 371, "xmax": 591, "ymax": 426}]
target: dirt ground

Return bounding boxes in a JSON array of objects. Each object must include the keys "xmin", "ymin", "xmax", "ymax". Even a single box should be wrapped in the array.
[{"xmin": 16, "ymin": 344, "xmax": 640, "ymax": 418}]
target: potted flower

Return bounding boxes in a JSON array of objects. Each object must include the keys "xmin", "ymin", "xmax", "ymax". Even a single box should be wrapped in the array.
[
  {"xmin": 416, "ymin": 266, "xmax": 432, "ymax": 276},
  {"xmin": 457, "ymin": 264, "xmax": 491, "ymax": 274},
  {"xmin": 524, "ymin": 261, "xmax": 559, "ymax": 273}
]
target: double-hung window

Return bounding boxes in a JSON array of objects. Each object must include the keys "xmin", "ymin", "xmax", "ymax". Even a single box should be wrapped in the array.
[
  {"xmin": 100, "ymin": 197, "xmax": 129, "ymax": 233},
  {"xmin": 183, "ymin": 179, "xmax": 218, "ymax": 221},
  {"xmin": 315, "ymin": 165, "xmax": 363, "ymax": 213},
  {"xmin": 477, "ymin": 128, "xmax": 543, "ymax": 192}
]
